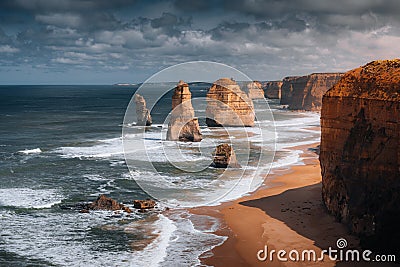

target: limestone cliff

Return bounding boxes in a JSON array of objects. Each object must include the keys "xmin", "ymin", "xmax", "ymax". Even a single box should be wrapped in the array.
[
  {"xmin": 280, "ymin": 76, "xmax": 299, "ymax": 105},
  {"xmin": 320, "ymin": 59, "xmax": 400, "ymax": 250},
  {"xmin": 206, "ymin": 78, "xmax": 255, "ymax": 127},
  {"xmin": 281, "ymin": 73, "xmax": 343, "ymax": 110},
  {"xmin": 246, "ymin": 81, "xmax": 265, "ymax": 99},
  {"xmin": 134, "ymin": 94, "xmax": 152, "ymax": 126},
  {"xmin": 262, "ymin": 81, "xmax": 282, "ymax": 99},
  {"xmin": 166, "ymin": 80, "xmax": 202, "ymax": 142}
]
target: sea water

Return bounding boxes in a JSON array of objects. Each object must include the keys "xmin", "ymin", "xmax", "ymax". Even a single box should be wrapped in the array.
[{"xmin": 0, "ymin": 85, "xmax": 320, "ymax": 266}]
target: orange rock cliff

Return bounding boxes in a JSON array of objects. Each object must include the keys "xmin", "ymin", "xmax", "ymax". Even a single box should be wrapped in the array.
[
  {"xmin": 166, "ymin": 80, "xmax": 202, "ymax": 142},
  {"xmin": 320, "ymin": 59, "xmax": 400, "ymax": 252}
]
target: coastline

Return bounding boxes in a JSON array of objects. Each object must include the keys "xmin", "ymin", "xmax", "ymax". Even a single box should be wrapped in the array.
[{"xmin": 192, "ymin": 142, "xmax": 361, "ymax": 267}]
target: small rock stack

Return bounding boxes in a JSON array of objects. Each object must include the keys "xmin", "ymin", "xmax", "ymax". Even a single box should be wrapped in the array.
[
  {"xmin": 212, "ymin": 144, "xmax": 241, "ymax": 168},
  {"xmin": 134, "ymin": 94, "xmax": 152, "ymax": 126}
]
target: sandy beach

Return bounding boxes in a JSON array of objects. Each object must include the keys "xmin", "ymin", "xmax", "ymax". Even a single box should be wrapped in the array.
[{"xmin": 192, "ymin": 143, "xmax": 362, "ymax": 267}]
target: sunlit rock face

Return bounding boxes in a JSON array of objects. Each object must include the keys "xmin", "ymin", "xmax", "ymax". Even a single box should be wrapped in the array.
[
  {"xmin": 320, "ymin": 59, "xmax": 400, "ymax": 250},
  {"xmin": 166, "ymin": 80, "xmax": 202, "ymax": 142},
  {"xmin": 206, "ymin": 78, "xmax": 255, "ymax": 127},
  {"xmin": 134, "ymin": 94, "xmax": 152, "ymax": 126},
  {"xmin": 212, "ymin": 144, "xmax": 241, "ymax": 168}
]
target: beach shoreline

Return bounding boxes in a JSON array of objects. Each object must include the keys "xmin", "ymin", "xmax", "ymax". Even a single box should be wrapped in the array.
[{"xmin": 191, "ymin": 142, "xmax": 361, "ymax": 267}]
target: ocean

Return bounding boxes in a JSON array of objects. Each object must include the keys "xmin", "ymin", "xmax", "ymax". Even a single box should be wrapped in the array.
[{"xmin": 0, "ymin": 85, "xmax": 320, "ymax": 266}]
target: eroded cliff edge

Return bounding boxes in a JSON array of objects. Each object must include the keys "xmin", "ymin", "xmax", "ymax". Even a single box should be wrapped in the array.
[
  {"xmin": 320, "ymin": 60, "xmax": 400, "ymax": 252},
  {"xmin": 281, "ymin": 73, "xmax": 343, "ymax": 110}
]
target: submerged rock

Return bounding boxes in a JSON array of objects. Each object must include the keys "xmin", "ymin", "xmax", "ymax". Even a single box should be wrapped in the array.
[
  {"xmin": 134, "ymin": 94, "xmax": 152, "ymax": 126},
  {"xmin": 206, "ymin": 78, "xmax": 255, "ymax": 127},
  {"xmin": 320, "ymin": 59, "xmax": 400, "ymax": 251},
  {"xmin": 212, "ymin": 144, "xmax": 241, "ymax": 168},
  {"xmin": 166, "ymin": 80, "xmax": 202, "ymax": 142},
  {"xmin": 133, "ymin": 199, "xmax": 156, "ymax": 209}
]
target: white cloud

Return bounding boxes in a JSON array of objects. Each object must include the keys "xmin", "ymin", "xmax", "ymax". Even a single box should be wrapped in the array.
[
  {"xmin": 0, "ymin": 45, "xmax": 19, "ymax": 53},
  {"xmin": 51, "ymin": 57, "xmax": 80, "ymax": 64},
  {"xmin": 36, "ymin": 13, "xmax": 82, "ymax": 28}
]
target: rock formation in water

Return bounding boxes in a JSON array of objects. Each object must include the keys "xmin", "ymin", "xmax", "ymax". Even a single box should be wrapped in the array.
[
  {"xmin": 86, "ymin": 195, "xmax": 132, "ymax": 213},
  {"xmin": 212, "ymin": 144, "xmax": 241, "ymax": 168},
  {"xmin": 280, "ymin": 73, "xmax": 343, "ymax": 110},
  {"xmin": 133, "ymin": 199, "xmax": 156, "ymax": 209},
  {"xmin": 206, "ymin": 78, "xmax": 255, "ymax": 127},
  {"xmin": 246, "ymin": 81, "xmax": 265, "ymax": 99},
  {"xmin": 134, "ymin": 94, "xmax": 152, "ymax": 126},
  {"xmin": 320, "ymin": 59, "xmax": 400, "ymax": 251},
  {"xmin": 166, "ymin": 80, "xmax": 202, "ymax": 142},
  {"xmin": 262, "ymin": 81, "xmax": 283, "ymax": 99}
]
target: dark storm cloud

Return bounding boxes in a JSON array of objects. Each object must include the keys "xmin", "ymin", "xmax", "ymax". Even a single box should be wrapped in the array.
[
  {"xmin": 0, "ymin": 0, "xmax": 400, "ymax": 83},
  {"xmin": 222, "ymin": 0, "xmax": 400, "ymax": 31},
  {"xmin": 0, "ymin": 0, "xmax": 138, "ymax": 13}
]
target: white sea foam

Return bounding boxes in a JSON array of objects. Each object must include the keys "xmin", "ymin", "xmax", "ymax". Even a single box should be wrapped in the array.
[
  {"xmin": 160, "ymin": 211, "xmax": 227, "ymax": 267},
  {"xmin": 0, "ymin": 188, "xmax": 63, "ymax": 209},
  {"xmin": 17, "ymin": 148, "xmax": 42, "ymax": 154},
  {"xmin": 128, "ymin": 214, "xmax": 177, "ymax": 267},
  {"xmin": 55, "ymin": 137, "xmax": 124, "ymax": 159}
]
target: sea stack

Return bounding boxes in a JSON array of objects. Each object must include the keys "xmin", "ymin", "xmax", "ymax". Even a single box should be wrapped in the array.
[
  {"xmin": 263, "ymin": 81, "xmax": 283, "ymax": 99},
  {"xmin": 280, "ymin": 73, "xmax": 343, "ymax": 110},
  {"xmin": 320, "ymin": 60, "xmax": 400, "ymax": 249},
  {"xmin": 134, "ymin": 94, "xmax": 152, "ymax": 126},
  {"xmin": 246, "ymin": 81, "xmax": 264, "ymax": 99},
  {"xmin": 206, "ymin": 78, "xmax": 255, "ymax": 127},
  {"xmin": 212, "ymin": 144, "xmax": 241, "ymax": 168},
  {"xmin": 166, "ymin": 80, "xmax": 202, "ymax": 142}
]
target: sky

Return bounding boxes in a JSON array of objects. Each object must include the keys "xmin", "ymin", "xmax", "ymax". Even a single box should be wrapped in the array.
[{"xmin": 0, "ymin": 0, "xmax": 400, "ymax": 84}]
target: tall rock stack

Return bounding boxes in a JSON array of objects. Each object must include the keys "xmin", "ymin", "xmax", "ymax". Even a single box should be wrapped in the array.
[
  {"xmin": 280, "ymin": 73, "xmax": 343, "ymax": 110},
  {"xmin": 263, "ymin": 81, "xmax": 283, "ymax": 99},
  {"xmin": 206, "ymin": 78, "xmax": 255, "ymax": 127},
  {"xmin": 166, "ymin": 80, "xmax": 202, "ymax": 142},
  {"xmin": 134, "ymin": 94, "xmax": 152, "ymax": 126},
  {"xmin": 246, "ymin": 81, "xmax": 265, "ymax": 99},
  {"xmin": 320, "ymin": 60, "xmax": 400, "ymax": 250}
]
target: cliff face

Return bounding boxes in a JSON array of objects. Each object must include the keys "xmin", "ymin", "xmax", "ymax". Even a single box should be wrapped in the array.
[
  {"xmin": 262, "ymin": 81, "xmax": 282, "ymax": 99},
  {"xmin": 246, "ymin": 81, "xmax": 265, "ymax": 99},
  {"xmin": 280, "ymin": 76, "xmax": 299, "ymax": 105},
  {"xmin": 134, "ymin": 94, "xmax": 152, "ymax": 126},
  {"xmin": 281, "ymin": 73, "xmax": 343, "ymax": 110},
  {"xmin": 166, "ymin": 80, "xmax": 202, "ymax": 142},
  {"xmin": 320, "ymin": 60, "xmax": 400, "ymax": 249},
  {"xmin": 206, "ymin": 78, "xmax": 255, "ymax": 127}
]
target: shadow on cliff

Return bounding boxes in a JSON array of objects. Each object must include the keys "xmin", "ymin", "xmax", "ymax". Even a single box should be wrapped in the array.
[{"xmin": 239, "ymin": 183, "xmax": 399, "ymax": 266}]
